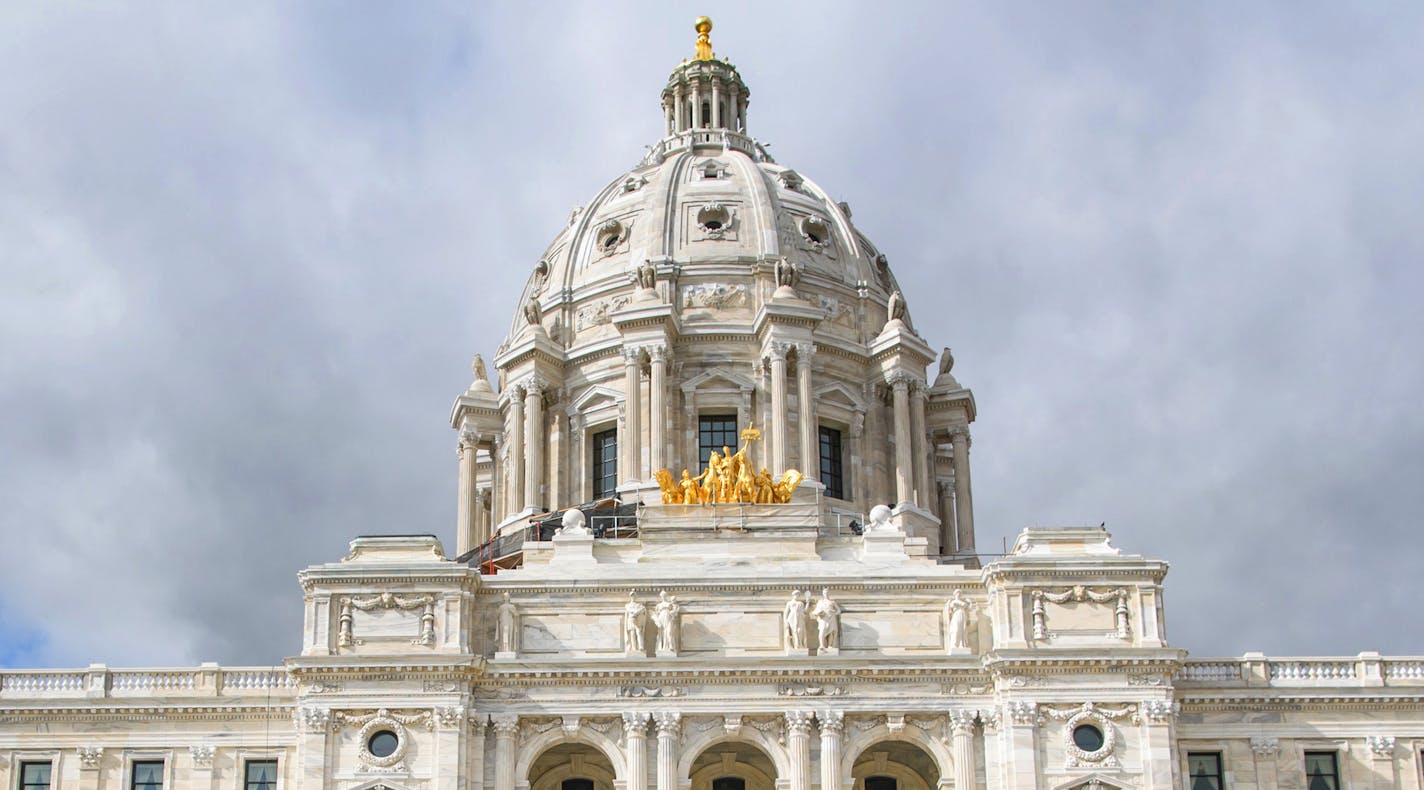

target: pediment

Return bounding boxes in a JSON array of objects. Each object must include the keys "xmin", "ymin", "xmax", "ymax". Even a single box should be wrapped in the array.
[
  {"xmin": 682, "ymin": 367, "xmax": 755, "ymax": 393},
  {"xmin": 570, "ymin": 385, "xmax": 624, "ymax": 414},
  {"xmin": 813, "ymin": 381, "xmax": 866, "ymax": 411},
  {"xmin": 1050, "ymin": 774, "xmax": 1137, "ymax": 790}
]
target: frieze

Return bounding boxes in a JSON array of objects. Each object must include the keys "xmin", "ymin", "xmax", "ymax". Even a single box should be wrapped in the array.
[
  {"xmin": 682, "ymin": 283, "xmax": 749, "ymax": 309},
  {"xmin": 777, "ymin": 681, "xmax": 845, "ymax": 697},
  {"xmin": 617, "ymin": 685, "xmax": 684, "ymax": 698}
]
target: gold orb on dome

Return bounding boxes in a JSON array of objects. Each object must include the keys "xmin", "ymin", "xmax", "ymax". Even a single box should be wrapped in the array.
[{"xmin": 694, "ymin": 16, "xmax": 713, "ymax": 33}]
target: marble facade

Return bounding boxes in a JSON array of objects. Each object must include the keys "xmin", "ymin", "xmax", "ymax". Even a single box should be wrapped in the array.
[{"xmin": 4, "ymin": 18, "xmax": 1421, "ymax": 790}]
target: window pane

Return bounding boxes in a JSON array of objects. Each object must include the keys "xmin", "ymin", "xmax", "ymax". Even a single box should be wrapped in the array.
[
  {"xmin": 818, "ymin": 426, "xmax": 844, "ymax": 499},
  {"xmin": 591, "ymin": 428, "xmax": 618, "ymax": 499},
  {"xmin": 562, "ymin": 780, "xmax": 594, "ymax": 790},
  {"xmin": 133, "ymin": 760, "xmax": 164, "ymax": 790},
  {"xmin": 245, "ymin": 760, "xmax": 278, "ymax": 790},
  {"xmin": 1187, "ymin": 752, "xmax": 1222, "ymax": 790},
  {"xmin": 865, "ymin": 777, "xmax": 897, "ymax": 790},
  {"xmin": 1304, "ymin": 752, "xmax": 1338, "ymax": 790},
  {"xmin": 699, "ymin": 416, "xmax": 738, "ymax": 471},
  {"xmin": 21, "ymin": 763, "xmax": 52, "ymax": 790},
  {"xmin": 712, "ymin": 779, "xmax": 745, "ymax": 790}
]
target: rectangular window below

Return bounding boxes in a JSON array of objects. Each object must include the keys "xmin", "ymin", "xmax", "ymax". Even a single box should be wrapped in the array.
[
  {"xmin": 819, "ymin": 425, "xmax": 845, "ymax": 500},
  {"xmin": 1186, "ymin": 752, "xmax": 1223, "ymax": 790},
  {"xmin": 1304, "ymin": 751, "xmax": 1339, "ymax": 790},
  {"xmin": 591, "ymin": 428, "xmax": 618, "ymax": 499},
  {"xmin": 132, "ymin": 760, "xmax": 165, "ymax": 790},
  {"xmin": 20, "ymin": 763, "xmax": 52, "ymax": 790},
  {"xmin": 245, "ymin": 760, "xmax": 278, "ymax": 790}
]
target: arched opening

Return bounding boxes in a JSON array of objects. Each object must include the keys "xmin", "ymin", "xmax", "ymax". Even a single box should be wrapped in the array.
[
  {"xmin": 529, "ymin": 743, "xmax": 617, "ymax": 790},
  {"xmin": 689, "ymin": 742, "xmax": 778, "ymax": 790},
  {"xmin": 701, "ymin": 102, "xmax": 711, "ymax": 127},
  {"xmin": 850, "ymin": 741, "xmax": 940, "ymax": 790}
]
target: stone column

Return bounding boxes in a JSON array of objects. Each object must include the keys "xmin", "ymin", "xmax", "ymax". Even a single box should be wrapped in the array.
[
  {"xmin": 712, "ymin": 82, "xmax": 722, "ymax": 128},
  {"xmin": 457, "ymin": 430, "xmax": 479, "ymax": 556},
  {"xmin": 675, "ymin": 86, "xmax": 685, "ymax": 132},
  {"xmin": 769, "ymin": 343, "xmax": 790, "ymax": 473},
  {"xmin": 910, "ymin": 386, "xmax": 930, "ymax": 507},
  {"xmin": 1249, "ymin": 737, "xmax": 1279, "ymax": 790},
  {"xmin": 889, "ymin": 373, "xmax": 914, "ymax": 505},
  {"xmin": 819, "ymin": 711, "xmax": 844, "ymax": 790},
  {"xmin": 949, "ymin": 710, "xmax": 977, "ymax": 790},
  {"xmin": 623, "ymin": 348, "xmax": 643, "ymax": 484},
  {"xmin": 623, "ymin": 712, "xmax": 651, "ymax": 790},
  {"xmin": 468, "ymin": 715, "xmax": 488, "ymax": 790},
  {"xmin": 654, "ymin": 712, "xmax": 680, "ymax": 790},
  {"xmin": 491, "ymin": 714, "xmax": 519, "ymax": 790},
  {"xmin": 937, "ymin": 480, "xmax": 956, "ymax": 555},
  {"xmin": 786, "ymin": 711, "xmax": 813, "ymax": 790},
  {"xmin": 796, "ymin": 344, "xmax": 817, "ymax": 477},
  {"xmin": 950, "ymin": 426, "xmax": 975, "ymax": 552},
  {"xmin": 489, "ymin": 435, "xmax": 503, "ymax": 527},
  {"xmin": 508, "ymin": 391, "xmax": 526, "ymax": 512},
  {"xmin": 649, "ymin": 345, "xmax": 668, "ymax": 473},
  {"xmin": 524, "ymin": 380, "xmax": 544, "ymax": 511}
]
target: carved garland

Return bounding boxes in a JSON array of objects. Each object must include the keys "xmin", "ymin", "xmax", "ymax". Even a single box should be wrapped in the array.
[
  {"xmin": 357, "ymin": 712, "xmax": 409, "ymax": 770},
  {"xmin": 1031, "ymin": 586, "xmax": 1130, "ymax": 641},
  {"xmin": 338, "ymin": 594, "xmax": 437, "ymax": 648}
]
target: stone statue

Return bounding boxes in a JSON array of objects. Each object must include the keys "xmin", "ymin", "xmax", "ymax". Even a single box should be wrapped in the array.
[
  {"xmin": 497, "ymin": 592, "xmax": 518, "ymax": 654},
  {"xmin": 560, "ymin": 508, "xmax": 588, "ymax": 535},
  {"xmin": 887, "ymin": 289, "xmax": 906, "ymax": 323},
  {"xmin": 623, "ymin": 591, "xmax": 648, "ymax": 653},
  {"xmin": 867, "ymin": 504, "xmax": 893, "ymax": 533},
  {"xmin": 523, "ymin": 295, "xmax": 542, "ymax": 326},
  {"xmin": 775, "ymin": 257, "xmax": 800, "ymax": 290},
  {"xmin": 653, "ymin": 591, "xmax": 681, "ymax": 653},
  {"xmin": 945, "ymin": 590, "xmax": 974, "ymax": 651},
  {"xmin": 939, "ymin": 347, "xmax": 954, "ymax": 375},
  {"xmin": 783, "ymin": 590, "xmax": 808, "ymax": 650},
  {"xmin": 635, "ymin": 259, "xmax": 658, "ymax": 292},
  {"xmin": 472, "ymin": 354, "xmax": 488, "ymax": 385},
  {"xmin": 811, "ymin": 587, "xmax": 841, "ymax": 650}
]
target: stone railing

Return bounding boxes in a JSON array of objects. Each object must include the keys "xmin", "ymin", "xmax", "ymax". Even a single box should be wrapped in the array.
[
  {"xmin": 0, "ymin": 664, "xmax": 297, "ymax": 701},
  {"xmin": 1176, "ymin": 653, "xmax": 1424, "ymax": 689}
]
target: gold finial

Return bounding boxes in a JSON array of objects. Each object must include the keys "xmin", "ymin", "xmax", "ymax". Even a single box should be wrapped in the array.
[{"xmin": 694, "ymin": 16, "xmax": 714, "ymax": 61}]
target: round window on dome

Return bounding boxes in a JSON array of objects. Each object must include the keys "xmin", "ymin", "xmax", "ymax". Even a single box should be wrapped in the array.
[
  {"xmin": 596, "ymin": 221, "xmax": 625, "ymax": 253},
  {"xmin": 697, "ymin": 204, "xmax": 730, "ymax": 233},
  {"xmin": 1071, "ymin": 723, "xmax": 1105, "ymax": 752},
  {"xmin": 800, "ymin": 217, "xmax": 830, "ymax": 246},
  {"xmin": 367, "ymin": 730, "xmax": 399, "ymax": 758}
]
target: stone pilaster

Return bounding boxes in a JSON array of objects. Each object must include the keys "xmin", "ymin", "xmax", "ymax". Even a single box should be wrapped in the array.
[
  {"xmin": 623, "ymin": 348, "xmax": 643, "ymax": 484},
  {"xmin": 508, "ymin": 392, "xmax": 525, "ymax": 513},
  {"xmin": 623, "ymin": 712, "xmax": 651, "ymax": 790},
  {"xmin": 910, "ymin": 385, "xmax": 929, "ymax": 507},
  {"xmin": 888, "ymin": 372, "xmax": 914, "ymax": 505},
  {"xmin": 796, "ymin": 343, "xmax": 817, "ymax": 476},
  {"xmin": 457, "ymin": 429, "xmax": 480, "ymax": 556},
  {"xmin": 768, "ymin": 343, "xmax": 791, "ymax": 473},
  {"xmin": 785, "ymin": 711, "xmax": 813, "ymax": 790},
  {"xmin": 949, "ymin": 425, "xmax": 975, "ymax": 553},
  {"xmin": 523, "ymin": 379, "xmax": 545, "ymax": 511},
  {"xmin": 492, "ymin": 714, "xmax": 519, "ymax": 790},
  {"xmin": 1250, "ymin": 737, "xmax": 1279, "ymax": 790},
  {"xmin": 654, "ymin": 712, "xmax": 680, "ymax": 790},
  {"xmin": 818, "ymin": 710, "xmax": 844, "ymax": 790},
  {"xmin": 648, "ymin": 345, "xmax": 668, "ymax": 473},
  {"xmin": 949, "ymin": 710, "xmax": 977, "ymax": 790}
]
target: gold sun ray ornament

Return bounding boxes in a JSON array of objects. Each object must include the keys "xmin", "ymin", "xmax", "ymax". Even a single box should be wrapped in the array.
[{"xmin": 655, "ymin": 419, "xmax": 800, "ymax": 505}]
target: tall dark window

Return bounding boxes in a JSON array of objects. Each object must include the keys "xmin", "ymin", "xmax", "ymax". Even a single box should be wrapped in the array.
[
  {"xmin": 1187, "ymin": 752, "xmax": 1223, "ymax": 790},
  {"xmin": 244, "ymin": 761, "xmax": 278, "ymax": 790},
  {"xmin": 1304, "ymin": 752, "xmax": 1339, "ymax": 790},
  {"xmin": 132, "ymin": 761, "xmax": 164, "ymax": 790},
  {"xmin": 819, "ymin": 426, "xmax": 845, "ymax": 499},
  {"xmin": 712, "ymin": 779, "xmax": 745, "ymax": 790},
  {"xmin": 698, "ymin": 415, "xmax": 738, "ymax": 471},
  {"xmin": 591, "ymin": 428, "xmax": 618, "ymax": 499},
  {"xmin": 561, "ymin": 780, "xmax": 594, "ymax": 790},
  {"xmin": 865, "ymin": 777, "xmax": 897, "ymax": 790},
  {"xmin": 20, "ymin": 763, "xmax": 52, "ymax": 790}
]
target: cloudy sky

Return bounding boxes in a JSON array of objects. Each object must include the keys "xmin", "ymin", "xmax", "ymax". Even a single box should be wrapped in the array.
[{"xmin": 3, "ymin": 3, "xmax": 1422, "ymax": 668}]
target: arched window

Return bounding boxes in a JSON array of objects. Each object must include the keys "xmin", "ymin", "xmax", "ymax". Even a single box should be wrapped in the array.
[
  {"xmin": 562, "ymin": 780, "xmax": 595, "ymax": 790},
  {"xmin": 701, "ymin": 102, "xmax": 711, "ymax": 127},
  {"xmin": 865, "ymin": 777, "xmax": 897, "ymax": 790},
  {"xmin": 712, "ymin": 779, "xmax": 746, "ymax": 790}
]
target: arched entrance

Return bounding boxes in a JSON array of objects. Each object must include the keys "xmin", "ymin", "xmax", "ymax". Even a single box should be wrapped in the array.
[
  {"xmin": 528, "ymin": 743, "xmax": 618, "ymax": 790},
  {"xmin": 688, "ymin": 742, "xmax": 779, "ymax": 790},
  {"xmin": 850, "ymin": 741, "xmax": 941, "ymax": 790}
]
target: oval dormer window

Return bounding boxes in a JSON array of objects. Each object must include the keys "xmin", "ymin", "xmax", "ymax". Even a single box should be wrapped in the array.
[
  {"xmin": 596, "ymin": 220, "xmax": 626, "ymax": 253},
  {"xmin": 697, "ymin": 204, "xmax": 730, "ymax": 232},
  {"xmin": 800, "ymin": 216, "xmax": 830, "ymax": 246}
]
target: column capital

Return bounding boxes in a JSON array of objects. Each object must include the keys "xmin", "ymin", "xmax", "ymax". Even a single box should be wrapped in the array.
[
  {"xmin": 794, "ymin": 341, "xmax": 816, "ymax": 359},
  {"xmin": 653, "ymin": 711, "xmax": 681, "ymax": 736},
  {"xmin": 767, "ymin": 341, "xmax": 793, "ymax": 362},
  {"xmin": 948, "ymin": 709, "xmax": 978, "ymax": 735},
  {"xmin": 817, "ymin": 710, "xmax": 844, "ymax": 734},
  {"xmin": 1005, "ymin": 701, "xmax": 1037, "ymax": 726},
  {"xmin": 949, "ymin": 424, "xmax": 971, "ymax": 444},
  {"xmin": 885, "ymin": 370, "xmax": 917, "ymax": 389},
  {"xmin": 642, "ymin": 343, "xmax": 670, "ymax": 362},
  {"xmin": 491, "ymin": 714, "xmax": 520, "ymax": 736},
  {"xmin": 622, "ymin": 346, "xmax": 644, "ymax": 364},
  {"xmin": 785, "ymin": 710, "xmax": 814, "ymax": 735},
  {"xmin": 622, "ymin": 711, "xmax": 651, "ymax": 736},
  {"xmin": 520, "ymin": 375, "xmax": 548, "ymax": 398}
]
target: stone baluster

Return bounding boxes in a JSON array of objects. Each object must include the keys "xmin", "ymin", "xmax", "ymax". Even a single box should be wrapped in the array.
[
  {"xmin": 623, "ymin": 712, "xmax": 651, "ymax": 790},
  {"xmin": 768, "ymin": 343, "xmax": 791, "ymax": 473},
  {"xmin": 649, "ymin": 345, "xmax": 668, "ymax": 473},
  {"xmin": 654, "ymin": 712, "xmax": 680, "ymax": 790},
  {"xmin": 508, "ymin": 390, "xmax": 526, "ymax": 512},
  {"xmin": 524, "ymin": 379, "xmax": 545, "ymax": 511},
  {"xmin": 949, "ymin": 710, "xmax": 977, "ymax": 790},
  {"xmin": 457, "ymin": 429, "xmax": 479, "ymax": 556},
  {"xmin": 819, "ymin": 710, "xmax": 844, "ymax": 790},
  {"xmin": 491, "ymin": 714, "xmax": 519, "ymax": 790},
  {"xmin": 888, "ymin": 373, "xmax": 914, "ymax": 505},
  {"xmin": 949, "ymin": 426, "xmax": 975, "ymax": 552},
  {"xmin": 623, "ymin": 348, "xmax": 643, "ymax": 484},
  {"xmin": 786, "ymin": 711, "xmax": 813, "ymax": 790},
  {"xmin": 796, "ymin": 344, "xmax": 817, "ymax": 478}
]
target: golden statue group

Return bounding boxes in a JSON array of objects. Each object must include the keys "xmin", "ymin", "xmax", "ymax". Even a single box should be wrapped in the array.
[{"xmin": 654, "ymin": 423, "xmax": 804, "ymax": 505}]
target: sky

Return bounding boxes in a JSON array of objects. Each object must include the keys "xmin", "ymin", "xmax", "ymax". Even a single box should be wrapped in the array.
[{"xmin": 2, "ymin": 2, "xmax": 1422, "ymax": 668}]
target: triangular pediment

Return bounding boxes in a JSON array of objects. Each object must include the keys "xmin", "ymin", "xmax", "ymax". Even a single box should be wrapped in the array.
[
  {"xmin": 1050, "ymin": 774, "xmax": 1137, "ymax": 790},
  {"xmin": 570, "ymin": 385, "xmax": 623, "ymax": 413},
  {"xmin": 813, "ymin": 381, "xmax": 865, "ymax": 411},
  {"xmin": 682, "ymin": 366, "xmax": 755, "ymax": 393}
]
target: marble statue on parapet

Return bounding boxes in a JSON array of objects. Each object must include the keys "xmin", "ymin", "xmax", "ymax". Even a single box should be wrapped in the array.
[
  {"xmin": 811, "ymin": 588, "xmax": 841, "ymax": 651},
  {"xmin": 887, "ymin": 289, "xmax": 906, "ymax": 323},
  {"xmin": 654, "ymin": 591, "xmax": 681, "ymax": 654},
  {"xmin": 623, "ymin": 591, "xmax": 648, "ymax": 654},
  {"xmin": 783, "ymin": 590, "xmax": 809, "ymax": 651},
  {"xmin": 944, "ymin": 590, "xmax": 975, "ymax": 652},
  {"xmin": 634, "ymin": 259, "xmax": 658, "ymax": 293},
  {"xmin": 867, "ymin": 504, "xmax": 894, "ymax": 533},
  {"xmin": 940, "ymin": 347, "xmax": 954, "ymax": 376},
  {"xmin": 496, "ymin": 592, "xmax": 519, "ymax": 655},
  {"xmin": 523, "ymin": 295, "xmax": 542, "ymax": 326},
  {"xmin": 774, "ymin": 257, "xmax": 801, "ymax": 294}
]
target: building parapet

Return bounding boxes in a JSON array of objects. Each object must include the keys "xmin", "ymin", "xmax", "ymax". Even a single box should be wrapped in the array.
[
  {"xmin": 0, "ymin": 663, "xmax": 295, "ymax": 701},
  {"xmin": 1176, "ymin": 652, "xmax": 1424, "ymax": 688}
]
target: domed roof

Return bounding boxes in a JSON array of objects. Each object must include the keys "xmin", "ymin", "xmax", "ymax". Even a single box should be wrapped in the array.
[{"xmin": 497, "ymin": 34, "xmax": 912, "ymax": 361}]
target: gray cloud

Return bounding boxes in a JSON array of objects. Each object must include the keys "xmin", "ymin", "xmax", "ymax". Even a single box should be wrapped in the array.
[{"xmin": 1, "ymin": 2, "xmax": 1421, "ymax": 666}]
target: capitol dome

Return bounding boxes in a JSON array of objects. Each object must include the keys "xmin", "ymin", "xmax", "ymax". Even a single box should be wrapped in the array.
[{"xmin": 452, "ymin": 19, "xmax": 976, "ymax": 563}]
